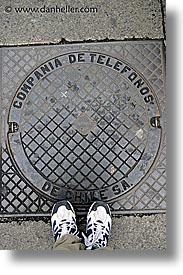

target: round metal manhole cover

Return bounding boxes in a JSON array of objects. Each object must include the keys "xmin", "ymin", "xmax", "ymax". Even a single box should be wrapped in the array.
[{"xmin": 6, "ymin": 51, "xmax": 162, "ymax": 204}]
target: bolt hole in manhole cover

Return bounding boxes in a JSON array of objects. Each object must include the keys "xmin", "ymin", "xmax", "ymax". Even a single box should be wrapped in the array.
[{"xmin": 0, "ymin": 41, "xmax": 166, "ymax": 216}]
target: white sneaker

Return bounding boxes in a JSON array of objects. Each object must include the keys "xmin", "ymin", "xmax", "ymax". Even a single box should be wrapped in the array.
[
  {"xmin": 83, "ymin": 201, "xmax": 112, "ymax": 250},
  {"xmin": 51, "ymin": 200, "xmax": 80, "ymax": 241}
]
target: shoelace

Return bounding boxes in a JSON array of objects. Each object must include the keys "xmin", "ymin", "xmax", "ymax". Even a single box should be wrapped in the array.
[
  {"xmin": 53, "ymin": 219, "xmax": 78, "ymax": 240},
  {"xmin": 82, "ymin": 221, "xmax": 107, "ymax": 249}
]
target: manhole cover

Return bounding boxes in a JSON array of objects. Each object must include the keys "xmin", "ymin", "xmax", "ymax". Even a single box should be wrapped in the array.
[{"xmin": 0, "ymin": 41, "xmax": 166, "ymax": 216}]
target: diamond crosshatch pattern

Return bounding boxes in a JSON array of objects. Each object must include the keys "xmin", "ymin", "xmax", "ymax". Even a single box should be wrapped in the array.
[
  {"xmin": 21, "ymin": 64, "xmax": 148, "ymax": 191},
  {"xmin": 0, "ymin": 41, "xmax": 166, "ymax": 216}
]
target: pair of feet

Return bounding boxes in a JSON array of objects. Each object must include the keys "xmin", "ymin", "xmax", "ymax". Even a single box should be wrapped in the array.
[{"xmin": 51, "ymin": 200, "xmax": 112, "ymax": 250}]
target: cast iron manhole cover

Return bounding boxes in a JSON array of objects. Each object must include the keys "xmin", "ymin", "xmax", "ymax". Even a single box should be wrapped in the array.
[{"xmin": 0, "ymin": 41, "xmax": 166, "ymax": 216}]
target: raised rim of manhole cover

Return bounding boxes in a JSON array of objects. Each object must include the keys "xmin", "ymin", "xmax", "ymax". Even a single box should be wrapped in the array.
[{"xmin": 0, "ymin": 40, "xmax": 166, "ymax": 216}]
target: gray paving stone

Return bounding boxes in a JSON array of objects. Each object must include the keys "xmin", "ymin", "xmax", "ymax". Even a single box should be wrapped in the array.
[
  {"xmin": 0, "ymin": 214, "xmax": 166, "ymax": 250},
  {"xmin": 108, "ymin": 214, "xmax": 166, "ymax": 250},
  {"xmin": 0, "ymin": 0, "xmax": 164, "ymax": 45}
]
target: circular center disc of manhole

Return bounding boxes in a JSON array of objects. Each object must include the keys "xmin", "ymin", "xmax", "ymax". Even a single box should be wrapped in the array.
[{"xmin": 7, "ymin": 51, "xmax": 161, "ymax": 204}]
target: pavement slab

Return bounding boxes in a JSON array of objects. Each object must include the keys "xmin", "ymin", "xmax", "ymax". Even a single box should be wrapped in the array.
[
  {"xmin": 0, "ymin": 0, "xmax": 164, "ymax": 45},
  {"xmin": 0, "ymin": 214, "xmax": 166, "ymax": 250}
]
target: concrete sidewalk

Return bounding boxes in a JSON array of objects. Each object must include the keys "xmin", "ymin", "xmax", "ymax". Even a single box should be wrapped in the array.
[
  {"xmin": 0, "ymin": 0, "xmax": 166, "ymax": 250},
  {"xmin": 0, "ymin": 0, "xmax": 165, "ymax": 45},
  {"xmin": 0, "ymin": 214, "xmax": 166, "ymax": 250}
]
